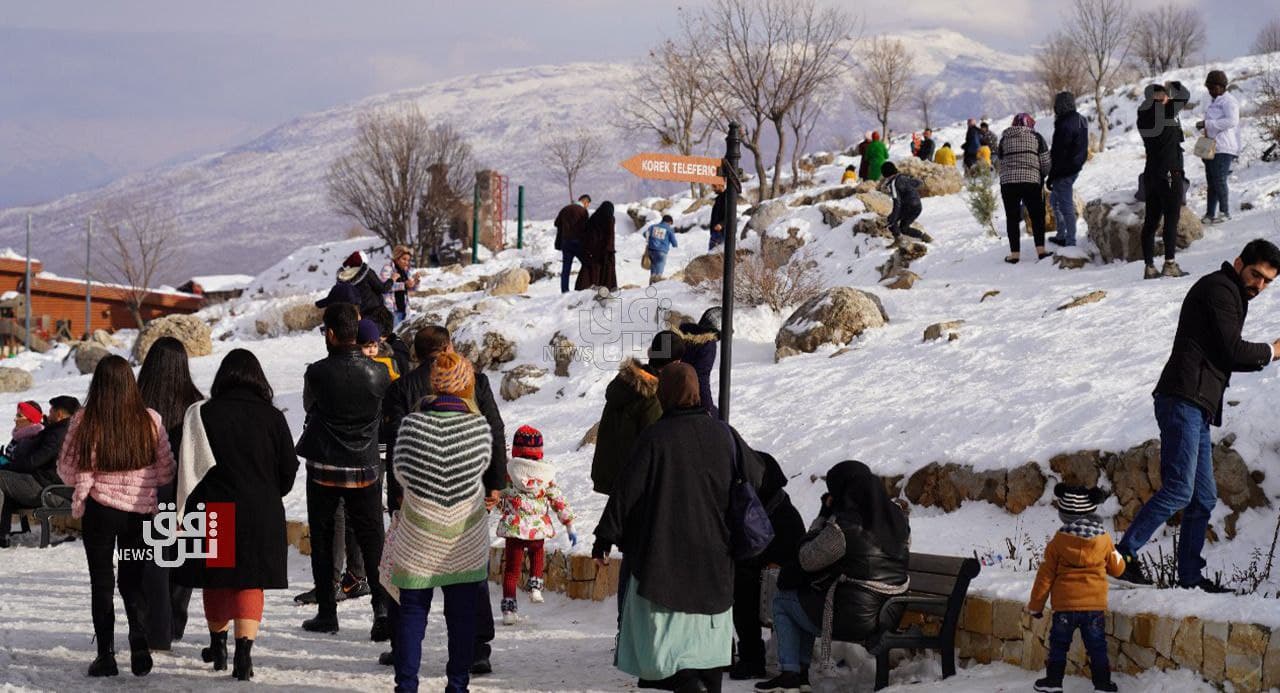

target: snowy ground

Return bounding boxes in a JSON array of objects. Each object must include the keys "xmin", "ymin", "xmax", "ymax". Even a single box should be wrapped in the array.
[
  {"xmin": 2, "ymin": 53, "xmax": 1280, "ymax": 690},
  {"xmin": 0, "ymin": 541, "xmax": 1220, "ymax": 692}
]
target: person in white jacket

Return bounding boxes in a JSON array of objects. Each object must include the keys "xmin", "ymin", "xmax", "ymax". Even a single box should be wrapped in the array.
[{"xmin": 1196, "ymin": 70, "xmax": 1240, "ymax": 224}]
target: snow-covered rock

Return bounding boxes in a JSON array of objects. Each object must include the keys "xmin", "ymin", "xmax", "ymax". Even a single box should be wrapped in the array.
[
  {"xmin": 0, "ymin": 367, "xmax": 32, "ymax": 392},
  {"xmin": 134, "ymin": 314, "xmax": 213, "ymax": 362},
  {"xmin": 1086, "ymin": 193, "xmax": 1204, "ymax": 264},
  {"xmin": 895, "ymin": 157, "xmax": 964, "ymax": 197},
  {"xmin": 774, "ymin": 287, "xmax": 888, "ymax": 361}
]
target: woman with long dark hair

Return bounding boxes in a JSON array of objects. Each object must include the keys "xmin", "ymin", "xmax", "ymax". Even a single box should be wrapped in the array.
[
  {"xmin": 174, "ymin": 349, "xmax": 298, "ymax": 681},
  {"xmin": 136, "ymin": 336, "xmax": 204, "ymax": 648},
  {"xmin": 57, "ymin": 355, "xmax": 175, "ymax": 678}
]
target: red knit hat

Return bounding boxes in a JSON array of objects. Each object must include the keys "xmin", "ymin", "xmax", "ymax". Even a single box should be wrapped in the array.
[
  {"xmin": 16, "ymin": 401, "xmax": 41, "ymax": 425},
  {"xmin": 511, "ymin": 425, "xmax": 543, "ymax": 460},
  {"xmin": 343, "ymin": 251, "xmax": 363, "ymax": 268}
]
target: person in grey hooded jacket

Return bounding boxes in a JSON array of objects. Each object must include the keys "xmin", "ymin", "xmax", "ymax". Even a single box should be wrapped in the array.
[{"xmin": 1048, "ymin": 92, "xmax": 1089, "ymax": 247}]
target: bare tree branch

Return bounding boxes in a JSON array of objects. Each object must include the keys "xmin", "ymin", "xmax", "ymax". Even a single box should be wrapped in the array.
[
  {"xmin": 1131, "ymin": 4, "xmax": 1205, "ymax": 74},
  {"xmin": 542, "ymin": 129, "xmax": 604, "ymax": 202},
  {"xmin": 851, "ymin": 36, "xmax": 917, "ymax": 143},
  {"xmin": 1027, "ymin": 32, "xmax": 1091, "ymax": 111},
  {"xmin": 1066, "ymin": 0, "xmax": 1133, "ymax": 151},
  {"xmin": 915, "ymin": 82, "xmax": 942, "ymax": 131},
  {"xmin": 94, "ymin": 199, "xmax": 180, "ymax": 329},
  {"xmin": 1254, "ymin": 18, "xmax": 1280, "ymax": 55}
]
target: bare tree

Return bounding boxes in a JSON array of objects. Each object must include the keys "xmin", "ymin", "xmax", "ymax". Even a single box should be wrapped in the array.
[
  {"xmin": 851, "ymin": 37, "xmax": 916, "ymax": 143},
  {"xmin": 619, "ymin": 33, "xmax": 716, "ymax": 195},
  {"xmin": 415, "ymin": 124, "xmax": 477, "ymax": 261},
  {"xmin": 327, "ymin": 105, "xmax": 437, "ymax": 252},
  {"xmin": 761, "ymin": 0, "xmax": 857, "ymax": 198},
  {"xmin": 95, "ymin": 199, "xmax": 180, "ymax": 330},
  {"xmin": 1254, "ymin": 19, "xmax": 1280, "ymax": 55},
  {"xmin": 543, "ymin": 129, "xmax": 604, "ymax": 201},
  {"xmin": 1131, "ymin": 4, "xmax": 1205, "ymax": 74},
  {"xmin": 1028, "ymin": 32, "xmax": 1090, "ymax": 110},
  {"xmin": 786, "ymin": 90, "xmax": 833, "ymax": 184},
  {"xmin": 1066, "ymin": 0, "xmax": 1133, "ymax": 151},
  {"xmin": 915, "ymin": 82, "xmax": 942, "ymax": 131}
]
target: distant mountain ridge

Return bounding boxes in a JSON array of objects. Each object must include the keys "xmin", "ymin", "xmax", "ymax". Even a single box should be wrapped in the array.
[{"xmin": 0, "ymin": 29, "xmax": 1035, "ymax": 280}]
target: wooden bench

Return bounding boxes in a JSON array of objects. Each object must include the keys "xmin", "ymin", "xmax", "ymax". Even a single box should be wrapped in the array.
[{"xmin": 857, "ymin": 552, "xmax": 980, "ymax": 690}]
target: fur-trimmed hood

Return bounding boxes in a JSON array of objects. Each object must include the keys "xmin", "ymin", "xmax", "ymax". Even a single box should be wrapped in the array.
[
  {"xmin": 507, "ymin": 456, "xmax": 556, "ymax": 488},
  {"xmin": 337, "ymin": 264, "xmax": 370, "ymax": 284},
  {"xmin": 614, "ymin": 357, "xmax": 659, "ymax": 399},
  {"xmin": 675, "ymin": 323, "xmax": 719, "ymax": 346}
]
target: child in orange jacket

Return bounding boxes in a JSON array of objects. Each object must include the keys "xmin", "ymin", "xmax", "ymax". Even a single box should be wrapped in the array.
[{"xmin": 1027, "ymin": 484, "xmax": 1125, "ymax": 693}]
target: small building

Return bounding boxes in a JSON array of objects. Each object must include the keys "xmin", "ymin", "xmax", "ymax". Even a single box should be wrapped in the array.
[
  {"xmin": 0, "ymin": 255, "xmax": 204, "ymax": 338},
  {"xmin": 179, "ymin": 274, "xmax": 254, "ymax": 304}
]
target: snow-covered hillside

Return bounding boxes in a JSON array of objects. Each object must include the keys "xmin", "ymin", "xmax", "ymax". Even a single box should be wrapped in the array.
[{"xmin": 0, "ymin": 30, "xmax": 1035, "ymax": 281}]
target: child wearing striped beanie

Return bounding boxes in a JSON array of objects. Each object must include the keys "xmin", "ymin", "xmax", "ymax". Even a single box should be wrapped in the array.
[
  {"xmin": 1027, "ymin": 484, "xmax": 1124, "ymax": 693},
  {"xmin": 496, "ymin": 425, "xmax": 577, "ymax": 625}
]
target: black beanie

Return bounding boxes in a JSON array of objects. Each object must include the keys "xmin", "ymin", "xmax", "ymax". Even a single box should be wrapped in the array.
[{"xmin": 880, "ymin": 161, "xmax": 898, "ymax": 178}]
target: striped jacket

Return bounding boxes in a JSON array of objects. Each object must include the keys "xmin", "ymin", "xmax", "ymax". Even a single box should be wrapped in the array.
[
  {"xmin": 997, "ymin": 126, "xmax": 1050, "ymax": 187},
  {"xmin": 384, "ymin": 410, "xmax": 492, "ymax": 591}
]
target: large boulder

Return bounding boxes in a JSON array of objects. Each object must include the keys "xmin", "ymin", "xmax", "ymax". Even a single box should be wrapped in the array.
[
  {"xmin": 1023, "ymin": 194, "xmax": 1086, "ymax": 234},
  {"xmin": 774, "ymin": 287, "xmax": 888, "ymax": 361},
  {"xmin": 455, "ymin": 331, "xmax": 517, "ymax": 371},
  {"xmin": 1085, "ymin": 191, "xmax": 1203, "ymax": 263},
  {"xmin": 894, "ymin": 157, "xmax": 963, "ymax": 197},
  {"xmin": 745, "ymin": 199, "xmax": 792, "ymax": 233},
  {"xmin": 499, "ymin": 364, "xmax": 549, "ymax": 401},
  {"xmin": 855, "ymin": 191, "xmax": 893, "ymax": 217},
  {"xmin": 486, "ymin": 267, "xmax": 530, "ymax": 297},
  {"xmin": 73, "ymin": 344, "xmax": 111, "ymax": 375},
  {"xmin": 0, "ymin": 367, "xmax": 32, "ymax": 392},
  {"xmin": 135, "ymin": 314, "xmax": 213, "ymax": 362},
  {"xmin": 678, "ymin": 250, "xmax": 752, "ymax": 287},
  {"xmin": 282, "ymin": 301, "xmax": 324, "ymax": 333},
  {"xmin": 760, "ymin": 227, "xmax": 808, "ymax": 269}
]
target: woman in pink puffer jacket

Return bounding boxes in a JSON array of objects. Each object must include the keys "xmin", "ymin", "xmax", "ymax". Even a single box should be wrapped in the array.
[{"xmin": 58, "ymin": 355, "xmax": 175, "ymax": 679}]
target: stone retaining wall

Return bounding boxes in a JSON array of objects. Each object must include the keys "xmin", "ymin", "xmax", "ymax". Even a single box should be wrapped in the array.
[{"xmin": 956, "ymin": 594, "xmax": 1280, "ymax": 692}]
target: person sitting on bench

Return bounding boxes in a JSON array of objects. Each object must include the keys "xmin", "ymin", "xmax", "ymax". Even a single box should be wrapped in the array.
[
  {"xmin": 758, "ymin": 460, "xmax": 910, "ymax": 693},
  {"xmin": 0, "ymin": 395, "xmax": 79, "ymax": 547}
]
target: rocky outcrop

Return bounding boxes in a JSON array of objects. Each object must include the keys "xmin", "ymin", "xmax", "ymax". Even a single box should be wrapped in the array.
[
  {"xmin": 923, "ymin": 320, "xmax": 964, "ymax": 342},
  {"xmin": 548, "ymin": 332, "xmax": 576, "ymax": 377},
  {"xmin": 745, "ymin": 199, "xmax": 792, "ymax": 232},
  {"xmin": 903, "ymin": 462, "xmax": 1046, "ymax": 514},
  {"xmin": 774, "ymin": 287, "xmax": 888, "ymax": 361},
  {"xmin": 73, "ymin": 344, "xmax": 111, "ymax": 375},
  {"xmin": 486, "ymin": 267, "xmax": 530, "ymax": 296},
  {"xmin": 135, "ymin": 314, "xmax": 213, "ymax": 362},
  {"xmin": 499, "ymin": 364, "xmax": 549, "ymax": 401},
  {"xmin": 1057, "ymin": 290, "xmax": 1106, "ymax": 311},
  {"xmin": 760, "ymin": 227, "xmax": 807, "ymax": 269},
  {"xmin": 455, "ymin": 331, "xmax": 516, "ymax": 371},
  {"xmin": 0, "ymin": 367, "xmax": 33, "ymax": 392},
  {"xmin": 1085, "ymin": 192, "xmax": 1203, "ymax": 263},
  {"xmin": 790, "ymin": 186, "xmax": 858, "ymax": 207},
  {"xmin": 856, "ymin": 191, "xmax": 893, "ymax": 217},
  {"xmin": 678, "ymin": 250, "xmax": 752, "ymax": 287},
  {"xmin": 894, "ymin": 157, "xmax": 963, "ymax": 197}
]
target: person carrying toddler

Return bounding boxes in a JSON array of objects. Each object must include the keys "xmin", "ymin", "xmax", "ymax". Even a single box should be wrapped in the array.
[{"xmin": 497, "ymin": 425, "xmax": 576, "ymax": 625}]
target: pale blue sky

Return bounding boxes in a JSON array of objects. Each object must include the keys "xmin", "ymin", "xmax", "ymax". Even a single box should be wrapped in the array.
[{"xmin": 0, "ymin": 0, "xmax": 1269, "ymax": 206}]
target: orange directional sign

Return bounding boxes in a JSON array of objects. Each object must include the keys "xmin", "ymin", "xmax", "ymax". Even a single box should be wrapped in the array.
[{"xmin": 621, "ymin": 153, "xmax": 725, "ymax": 186}]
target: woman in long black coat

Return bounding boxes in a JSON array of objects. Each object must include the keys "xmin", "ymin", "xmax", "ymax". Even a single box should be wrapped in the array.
[
  {"xmin": 174, "ymin": 349, "xmax": 298, "ymax": 681},
  {"xmin": 575, "ymin": 201, "xmax": 618, "ymax": 291}
]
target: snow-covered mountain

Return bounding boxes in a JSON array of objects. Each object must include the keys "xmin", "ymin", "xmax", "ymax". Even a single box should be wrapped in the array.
[{"xmin": 0, "ymin": 29, "xmax": 1034, "ymax": 281}]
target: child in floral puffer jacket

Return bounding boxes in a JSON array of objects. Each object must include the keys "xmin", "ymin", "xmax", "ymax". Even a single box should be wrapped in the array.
[{"xmin": 497, "ymin": 425, "xmax": 576, "ymax": 624}]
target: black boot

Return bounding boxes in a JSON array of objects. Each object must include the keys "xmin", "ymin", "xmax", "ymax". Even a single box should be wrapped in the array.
[
  {"xmin": 232, "ymin": 638, "xmax": 254, "ymax": 681},
  {"xmin": 1033, "ymin": 660, "xmax": 1066, "ymax": 692},
  {"xmin": 202, "ymin": 631, "xmax": 229, "ymax": 671},
  {"xmin": 302, "ymin": 611, "xmax": 339, "ymax": 634},
  {"xmin": 128, "ymin": 634, "xmax": 152, "ymax": 677},
  {"xmin": 87, "ymin": 638, "xmax": 118, "ymax": 677}
]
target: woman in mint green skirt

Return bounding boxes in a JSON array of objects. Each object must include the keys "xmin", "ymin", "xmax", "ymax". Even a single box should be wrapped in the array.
[{"xmin": 593, "ymin": 362, "xmax": 735, "ymax": 692}]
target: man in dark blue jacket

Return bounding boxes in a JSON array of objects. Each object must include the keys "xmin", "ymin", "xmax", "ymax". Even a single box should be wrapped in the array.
[
  {"xmin": 0, "ymin": 396, "xmax": 78, "ymax": 547},
  {"xmin": 1115, "ymin": 240, "xmax": 1280, "ymax": 591},
  {"xmin": 1048, "ymin": 91, "xmax": 1089, "ymax": 247}
]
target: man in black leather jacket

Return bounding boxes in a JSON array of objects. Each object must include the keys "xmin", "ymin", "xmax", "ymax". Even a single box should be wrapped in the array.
[{"xmin": 296, "ymin": 303, "xmax": 392, "ymax": 638}]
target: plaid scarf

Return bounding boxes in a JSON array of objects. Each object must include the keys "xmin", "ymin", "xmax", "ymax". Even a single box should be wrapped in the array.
[{"xmin": 1060, "ymin": 515, "xmax": 1107, "ymax": 539}]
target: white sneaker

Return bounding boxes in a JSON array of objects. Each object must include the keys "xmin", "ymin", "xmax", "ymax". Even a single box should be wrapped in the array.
[
  {"xmin": 530, "ymin": 588, "xmax": 544, "ymax": 604},
  {"xmin": 502, "ymin": 611, "xmax": 518, "ymax": 626}
]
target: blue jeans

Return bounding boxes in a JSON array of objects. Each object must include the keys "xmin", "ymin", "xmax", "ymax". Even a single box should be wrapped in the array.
[
  {"xmin": 1204, "ymin": 153, "xmax": 1236, "ymax": 218},
  {"xmin": 392, "ymin": 581, "xmax": 483, "ymax": 693},
  {"xmin": 647, "ymin": 250, "xmax": 668, "ymax": 280},
  {"xmin": 560, "ymin": 239, "xmax": 583, "ymax": 293},
  {"xmin": 771, "ymin": 589, "xmax": 819, "ymax": 673},
  {"xmin": 1117, "ymin": 394, "xmax": 1216, "ymax": 586},
  {"xmin": 709, "ymin": 230, "xmax": 724, "ymax": 251},
  {"xmin": 1046, "ymin": 610, "xmax": 1109, "ymax": 677},
  {"xmin": 393, "ymin": 310, "xmax": 407, "ymax": 327},
  {"xmin": 1049, "ymin": 174, "xmax": 1079, "ymax": 245}
]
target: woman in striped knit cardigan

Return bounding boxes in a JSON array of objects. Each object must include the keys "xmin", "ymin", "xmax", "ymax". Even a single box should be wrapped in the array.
[{"xmin": 382, "ymin": 351, "xmax": 492, "ymax": 693}]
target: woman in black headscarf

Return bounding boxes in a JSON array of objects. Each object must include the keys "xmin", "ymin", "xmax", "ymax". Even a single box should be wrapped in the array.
[
  {"xmin": 575, "ymin": 201, "xmax": 617, "ymax": 291},
  {"xmin": 756, "ymin": 461, "xmax": 910, "ymax": 692}
]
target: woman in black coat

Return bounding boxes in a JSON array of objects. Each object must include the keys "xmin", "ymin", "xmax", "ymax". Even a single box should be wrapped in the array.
[
  {"xmin": 676, "ymin": 308, "xmax": 722, "ymax": 418},
  {"xmin": 136, "ymin": 336, "xmax": 204, "ymax": 649},
  {"xmin": 575, "ymin": 201, "xmax": 618, "ymax": 291},
  {"xmin": 759, "ymin": 460, "xmax": 910, "ymax": 692},
  {"xmin": 174, "ymin": 349, "xmax": 299, "ymax": 681}
]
